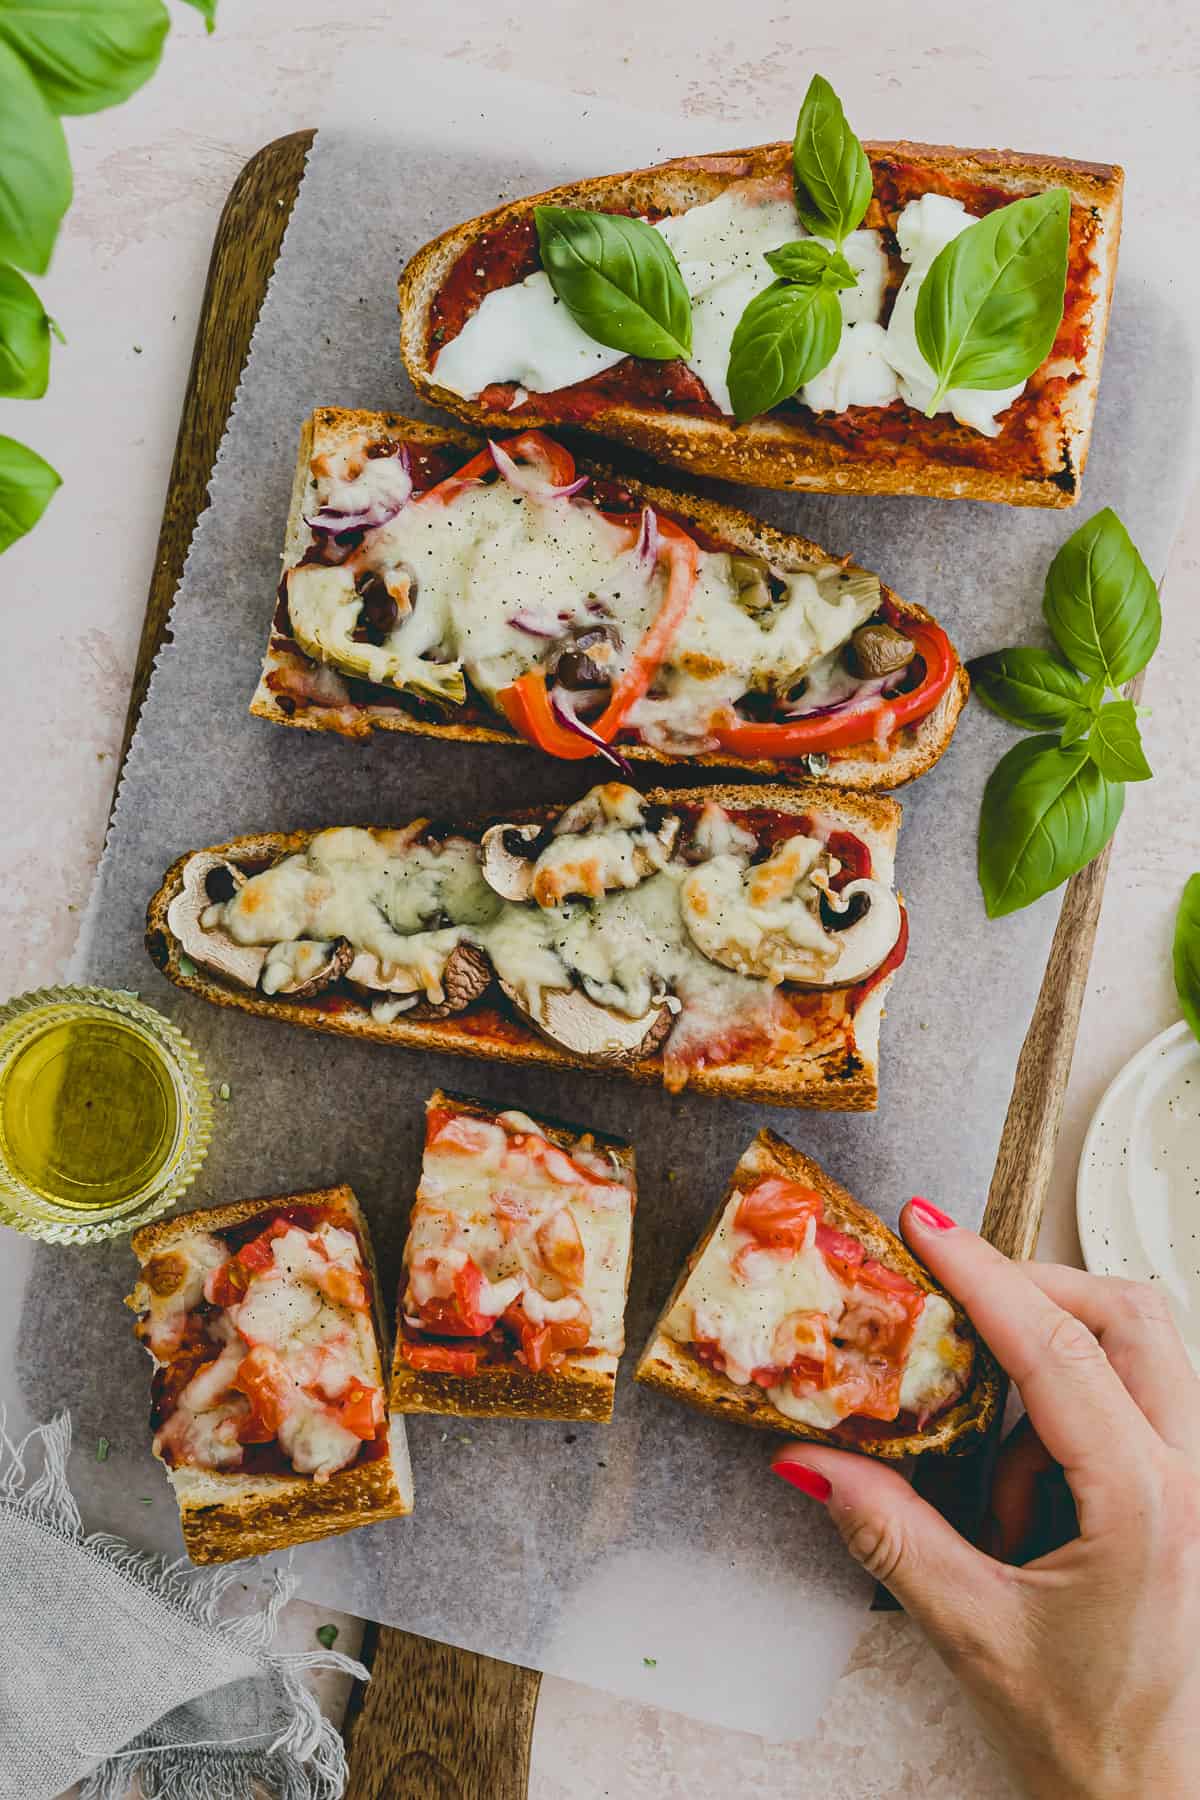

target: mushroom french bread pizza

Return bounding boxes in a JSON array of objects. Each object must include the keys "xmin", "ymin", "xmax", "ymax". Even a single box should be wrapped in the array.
[
  {"xmin": 146, "ymin": 780, "xmax": 907, "ymax": 1110},
  {"xmin": 391, "ymin": 1091, "xmax": 636, "ymax": 1422},
  {"xmin": 126, "ymin": 1186, "xmax": 414, "ymax": 1562},
  {"xmin": 398, "ymin": 79, "xmax": 1121, "ymax": 507},
  {"xmin": 253, "ymin": 408, "xmax": 966, "ymax": 790},
  {"xmin": 636, "ymin": 1133, "xmax": 999, "ymax": 1457}
]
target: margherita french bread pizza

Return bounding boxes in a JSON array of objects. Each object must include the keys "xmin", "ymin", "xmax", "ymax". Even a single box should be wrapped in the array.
[
  {"xmin": 391, "ymin": 1091, "xmax": 636, "ymax": 1422},
  {"xmin": 399, "ymin": 126, "xmax": 1121, "ymax": 507},
  {"xmin": 145, "ymin": 780, "xmax": 906, "ymax": 1110},
  {"xmin": 252, "ymin": 409, "xmax": 966, "ymax": 790},
  {"xmin": 636, "ymin": 1132, "xmax": 999, "ymax": 1457},
  {"xmin": 126, "ymin": 1186, "xmax": 414, "ymax": 1562}
]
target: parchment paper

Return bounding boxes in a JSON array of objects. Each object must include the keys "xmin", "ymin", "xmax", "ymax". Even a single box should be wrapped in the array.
[{"xmin": 4, "ymin": 51, "xmax": 1194, "ymax": 1739}]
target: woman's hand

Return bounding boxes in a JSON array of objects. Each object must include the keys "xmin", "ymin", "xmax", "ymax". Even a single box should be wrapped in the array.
[{"xmin": 771, "ymin": 1200, "xmax": 1200, "ymax": 1800}]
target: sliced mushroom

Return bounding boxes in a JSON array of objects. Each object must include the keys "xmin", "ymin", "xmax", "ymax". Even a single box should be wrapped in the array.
[
  {"xmin": 810, "ymin": 879, "xmax": 904, "ymax": 988},
  {"xmin": 479, "ymin": 823, "xmax": 544, "ymax": 902},
  {"xmin": 419, "ymin": 943, "xmax": 493, "ymax": 1017},
  {"xmin": 166, "ymin": 853, "xmax": 266, "ymax": 990},
  {"xmin": 261, "ymin": 937, "xmax": 354, "ymax": 998},
  {"xmin": 502, "ymin": 980, "xmax": 675, "ymax": 1065},
  {"xmin": 482, "ymin": 786, "xmax": 681, "ymax": 909},
  {"xmin": 846, "ymin": 622, "xmax": 915, "ymax": 678},
  {"xmin": 345, "ymin": 938, "xmax": 491, "ymax": 1015}
]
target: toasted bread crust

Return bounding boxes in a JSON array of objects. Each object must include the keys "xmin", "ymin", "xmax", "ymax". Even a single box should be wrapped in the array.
[
  {"xmin": 389, "ymin": 1090, "xmax": 636, "ymax": 1423},
  {"xmin": 253, "ymin": 407, "xmax": 967, "ymax": 790},
  {"xmin": 129, "ymin": 1186, "xmax": 414, "ymax": 1562},
  {"xmin": 635, "ymin": 1131, "xmax": 1001, "ymax": 1458},
  {"xmin": 145, "ymin": 782, "xmax": 900, "ymax": 1111},
  {"xmin": 399, "ymin": 140, "xmax": 1122, "ymax": 508}
]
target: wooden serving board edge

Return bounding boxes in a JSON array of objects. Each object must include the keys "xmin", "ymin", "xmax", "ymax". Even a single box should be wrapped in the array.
[{"xmin": 111, "ymin": 128, "xmax": 1111, "ymax": 1785}]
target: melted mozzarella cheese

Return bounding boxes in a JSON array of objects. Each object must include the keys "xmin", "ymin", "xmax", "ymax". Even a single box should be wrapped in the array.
[
  {"xmin": 408, "ymin": 1119, "xmax": 635, "ymax": 1355},
  {"xmin": 435, "ymin": 186, "xmax": 890, "ymax": 418},
  {"xmin": 680, "ymin": 837, "xmax": 838, "ymax": 983},
  {"xmin": 882, "ymin": 193, "xmax": 1026, "ymax": 435}
]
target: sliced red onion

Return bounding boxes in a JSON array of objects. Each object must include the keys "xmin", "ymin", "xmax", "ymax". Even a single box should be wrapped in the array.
[
  {"xmin": 305, "ymin": 446, "xmax": 412, "ymax": 534},
  {"xmin": 488, "ymin": 438, "xmax": 589, "ymax": 502},
  {"xmin": 549, "ymin": 689, "xmax": 632, "ymax": 774},
  {"xmin": 635, "ymin": 506, "xmax": 659, "ymax": 574},
  {"xmin": 780, "ymin": 669, "xmax": 905, "ymax": 721},
  {"xmin": 509, "ymin": 608, "xmax": 563, "ymax": 638}
]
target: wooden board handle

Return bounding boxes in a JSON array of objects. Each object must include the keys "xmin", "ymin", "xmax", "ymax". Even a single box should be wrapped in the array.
[{"xmin": 343, "ymin": 1627, "xmax": 541, "ymax": 1800}]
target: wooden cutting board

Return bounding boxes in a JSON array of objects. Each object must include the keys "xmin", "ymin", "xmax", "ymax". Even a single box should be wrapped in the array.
[{"xmin": 117, "ymin": 128, "xmax": 1110, "ymax": 1796}]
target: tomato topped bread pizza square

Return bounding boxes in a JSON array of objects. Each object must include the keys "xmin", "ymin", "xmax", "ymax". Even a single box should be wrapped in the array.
[
  {"xmin": 127, "ymin": 1186, "xmax": 413, "ymax": 1562},
  {"xmin": 636, "ymin": 1131, "xmax": 999, "ymax": 1458},
  {"xmin": 391, "ymin": 1091, "xmax": 636, "ymax": 1423}
]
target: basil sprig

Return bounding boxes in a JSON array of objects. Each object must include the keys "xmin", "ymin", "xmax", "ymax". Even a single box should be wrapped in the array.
[
  {"xmin": 1173, "ymin": 876, "xmax": 1200, "ymax": 1046},
  {"xmin": 0, "ymin": 0, "xmax": 216, "ymax": 554},
  {"xmin": 535, "ymin": 206, "xmax": 692, "ymax": 361},
  {"xmin": 727, "ymin": 242, "xmax": 854, "ymax": 422},
  {"xmin": 792, "ymin": 73, "xmax": 872, "ymax": 250},
  {"xmin": 975, "ymin": 508, "xmax": 1159, "ymax": 918},
  {"xmin": 915, "ymin": 188, "xmax": 1070, "ymax": 413},
  {"xmin": 0, "ymin": 434, "xmax": 60, "ymax": 552}
]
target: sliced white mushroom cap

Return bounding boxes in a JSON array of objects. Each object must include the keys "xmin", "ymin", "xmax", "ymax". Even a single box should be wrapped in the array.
[
  {"xmin": 480, "ymin": 823, "xmax": 542, "ymax": 902},
  {"xmin": 166, "ymin": 853, "xmax": 266, "ymax": 990},
  {"xmin": 501, "ymin": 978, "xmax": 674, "ymax": 1065},
  {"xmin": 815, "ymin": 879, "xmax": 904, "ymax": 989},
  {"xmin": 261, "ymin": 937, "xmax": 354, "ymax": 998}
]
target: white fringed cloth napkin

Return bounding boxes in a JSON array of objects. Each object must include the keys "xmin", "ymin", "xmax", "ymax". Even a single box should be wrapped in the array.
[{"xmin": 0, "ymin": 1413, "xmax": 368, "ymax": 1799}]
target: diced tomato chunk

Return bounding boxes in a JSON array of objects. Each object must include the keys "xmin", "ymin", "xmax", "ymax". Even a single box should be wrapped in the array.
[
  {"xmin": 233, "ymin": 1345, "xmax": 292, "ymax": 1443},
  {"xmin": 734, "ymin": 1177, "xmax": 823, "ymax": 1250},
  {"xmin": 402, "ymin": 1341, "xmax": 485, "ymax": 1376},
  {"xmin": 503, "ymin": 1299, "xmax": 591, "ymax": 1373},
  {"xmin": 319, "ymin": 1263, "xmax": 370, "ymax": 1312},
  {"xmin": 814, "ymin": 1223, "xmax": 866, "ymax": 1283},
  {"xmin": 333, "ymin": 1382, "xmax": 385, "ymax": 1438},
  {"xmin": 536, "ymin": 1207, "xmax": 585, "ymax": 1287},
  {"xmin": 206, "ymin": 1257, "xmax": 252, "ymax": 1308},
  {"xmin": 415, "ymin": 1258, "xmax": 495, "ymax": 1338}
]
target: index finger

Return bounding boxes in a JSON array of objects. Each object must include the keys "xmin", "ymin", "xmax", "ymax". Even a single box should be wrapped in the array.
[{"xmin": 901, "ymin": 1199, "xmax": 1157, "ymax": 1524}]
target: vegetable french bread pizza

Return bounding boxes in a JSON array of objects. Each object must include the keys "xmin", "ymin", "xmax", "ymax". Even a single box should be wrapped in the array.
[
  {"xmin": 253, "ymin": 409, "xmax": 967, "ymax": 788},
  {"xmin": 398, "ymin": 76, "xmax": 1122, "ymax": 508},
  {"xmin": 126, "ymin": 1186, "xmax": 413, "ymax": 1562},
  {"xmin": 146, "ymin": 780, "xmax": 907, "ymax": 1109},
  {"xmin": 636, "ymin": 1132, "xmax": 1000, "ymax": 1457},
  {"xmin": 391, "ymin": 1091, "xmax": 636, "ymax": 1422}
]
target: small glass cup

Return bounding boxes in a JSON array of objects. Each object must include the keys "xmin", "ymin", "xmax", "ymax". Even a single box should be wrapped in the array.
[{"xmin": 0, "ymin": 986, "xmax": 212, "ymax": 1245}]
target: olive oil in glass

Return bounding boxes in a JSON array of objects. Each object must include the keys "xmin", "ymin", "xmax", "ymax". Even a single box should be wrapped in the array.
[{"xmin": 0, "ymin": 988, "xmax": 212, "ymax": 1244}]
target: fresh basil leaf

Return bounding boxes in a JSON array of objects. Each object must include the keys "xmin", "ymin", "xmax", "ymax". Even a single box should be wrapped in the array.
[
  {"xmin": 978, "ymin": 734, "xmax": 1124, "ymax": 918},
  {"xmin": 0, "ymin": 263, "xmax": 53, "ymax": 397},
  {"xmin": 792, "ymin": 73, "xmax": 872, "ymax": 249},
  {"xmin": 1173, "ymin": 874, "xmax": 1200, "ymax": 1045},
  {"xmin": 0, "ymin": 434, "xmax": 60, "ymax": 551},
  {"xmin": 0, "ymin": 39, "xmax": 71, "ymax": 274},
  {"xmin": 727, "ymin": 279, "xmax": 842, "ymax": 423},
  {"xmin": 915, "ymin": 189, "xmax": 1070, "ymax": 412},
  {"xmin": 1043, "ymin": 507, "xmax": 1160, "ymax": 686},
  {"xmin": 968, "ymin": 647, "xmax": 1084, "ymax": 731},
  {"xmin": 534, "ymin": 207, "xmax": 691, "ymax": 361},
  {"xmin": 0, "ymin": 0, "xmax": 169, "ymax": 114},
  {"xmin": 764, "ymin": 240, "xmax": 856, "ymax": 288},
  {"xmin": 1085, "ymin": 699, "xmax": 1152, "ymax": 782},
  {"xmin": 177, "ymin": 0, "xmax": 216, "ymax": 29}
]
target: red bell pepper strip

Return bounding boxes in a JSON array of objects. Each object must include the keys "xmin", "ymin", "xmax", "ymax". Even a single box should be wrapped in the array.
[
  {"xmin": 710, "ymin": 616, "xmax": 956, "ymax": 760},
  {"xmin": 417, "ymin": 430, "xmax": 578, "ymax": 507},
  {"xmin": 498, "ymin": 515, "xmax": 700, "ymax": 759}
]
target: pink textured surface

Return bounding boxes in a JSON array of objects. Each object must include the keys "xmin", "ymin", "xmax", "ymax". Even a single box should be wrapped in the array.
[{"xmin": 19, "ymin": 5, "xmax": 1199, "ymax": 1795}]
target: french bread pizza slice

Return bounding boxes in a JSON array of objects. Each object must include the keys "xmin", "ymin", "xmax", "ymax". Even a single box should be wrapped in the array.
[
  {"xmin": 146, "ymin": 780, "xmax": 907, "ymax": 1110},
  {"xmin": 127, "ymin": 1186, "xmax": 413, "ymax": 1562},
  {"xmin": 636, "ymin": 1132, "xmax": 999, "ymax": 1457},
  {"xmin": 391, "ymin": 1091, "xmax": 636, "ymax": 1422},
  {"xmin": 254, "ymin": 409, "xmax": 966, "ymax": 790},
  {"xmin": 400, "ymin": 120, "xmax": 1121, "ymax": 507}
]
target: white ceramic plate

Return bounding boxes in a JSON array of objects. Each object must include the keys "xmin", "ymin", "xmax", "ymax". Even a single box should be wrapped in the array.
[{"xmin": 1077, "ymin": 1019, "xmax": 1200, "ymax": 1369}]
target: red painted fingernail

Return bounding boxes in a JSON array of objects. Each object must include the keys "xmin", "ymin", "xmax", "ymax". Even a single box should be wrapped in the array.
[
  {"xmin": 770, "ymin": 1460, "xmax": 832, "ymax": 1503},
  {"xmin": 908, "ymin": 1196, "xmax": 956, "ymax": 1231}
]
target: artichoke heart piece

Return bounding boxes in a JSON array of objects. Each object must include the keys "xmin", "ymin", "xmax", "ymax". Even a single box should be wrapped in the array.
[{"xmin": 285, "ymin": 563, "xmax": 466, "ymax": 706}]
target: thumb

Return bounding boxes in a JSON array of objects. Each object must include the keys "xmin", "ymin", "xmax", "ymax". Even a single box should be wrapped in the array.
[{"xmin": 771, "ymin": 1443, "xmax": 1018, "ymax": 1661}]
